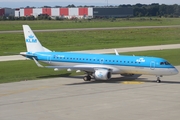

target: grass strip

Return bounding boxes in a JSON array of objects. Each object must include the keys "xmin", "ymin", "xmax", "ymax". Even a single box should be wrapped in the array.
[
  {"xmin": 1, "ymin": 27, "xmax": 180, "ymax": 56},
  {"xmin": 0, "ymin": 18, "xmax": 180, "ymax": 31}
]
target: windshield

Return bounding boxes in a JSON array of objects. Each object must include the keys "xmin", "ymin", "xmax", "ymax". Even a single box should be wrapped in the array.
[{"xmin": 160, "ymin": 61, "xmax": 170, "ymax": 65}]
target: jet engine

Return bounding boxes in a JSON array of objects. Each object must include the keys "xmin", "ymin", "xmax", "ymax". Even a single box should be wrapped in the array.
[{"xmin": 94, "ymin": 69, "xmax": 111, "ymax": 80}]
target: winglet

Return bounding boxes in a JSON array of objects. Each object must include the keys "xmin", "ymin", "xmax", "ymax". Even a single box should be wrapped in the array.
[
  {"xmin": 32, "ymin": 57, "xmax": 44, "ymax": 67},
  {"xmin": 114, "ymin": 49, "xmax": 119, "ymax": 55}
]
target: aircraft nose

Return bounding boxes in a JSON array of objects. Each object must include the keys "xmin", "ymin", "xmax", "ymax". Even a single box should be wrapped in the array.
[{"xmin": 171, "ymin": 68, "xmax": 179, "ymax": 75}]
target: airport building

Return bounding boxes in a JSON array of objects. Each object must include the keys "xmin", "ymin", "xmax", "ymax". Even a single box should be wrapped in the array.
[
  {"xmin": 15, "ymin": 8, "xmax": 93, "ymax": 19},
  {"xmin": 93, "ymin": 8, "xmax": 133, "ymax": 18},
  {"xmin": 14, "ymin": 7, "xmax": 133, "ymax": 19},
  {"xmin": 0, "ymin": 8, "xmax": 15, "ymax": 17}
]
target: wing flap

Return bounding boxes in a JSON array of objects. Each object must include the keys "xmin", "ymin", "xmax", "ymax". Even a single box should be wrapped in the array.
[
  {"xmin": 46, "ymin": 66, "xmax": 95, "ymax": 72},
  {"xmin": 32, "ymin": 57, "xmax": 107, "ymax": 72}
]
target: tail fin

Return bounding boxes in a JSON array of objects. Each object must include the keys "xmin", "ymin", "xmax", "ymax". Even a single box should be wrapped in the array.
[{"xmin": 23, "ymin": 25, "xmax": 51, "ymax": 52}]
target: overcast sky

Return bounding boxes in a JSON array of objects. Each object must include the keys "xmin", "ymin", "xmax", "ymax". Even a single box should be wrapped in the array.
[{"xmin": 0, "ymin": 0, "xmax": 180, "ymax": 8}]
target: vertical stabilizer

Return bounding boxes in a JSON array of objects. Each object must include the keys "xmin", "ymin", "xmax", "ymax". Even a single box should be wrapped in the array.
[{"xmin": 23, "ymin": 25, "xmax": 45, "ymax": 52}]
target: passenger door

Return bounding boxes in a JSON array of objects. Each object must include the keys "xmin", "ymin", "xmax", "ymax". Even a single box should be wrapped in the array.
[
  {"xmin": 150, "ymin": 61, "xmax": 155, "ymax": 70},
  {"xmin": 47, "ymin": 55, "xmax": 52, "ymax": 63}
]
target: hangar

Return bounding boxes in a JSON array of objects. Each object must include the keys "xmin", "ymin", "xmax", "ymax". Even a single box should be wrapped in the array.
[
  {"xmin": 0, "ymin": 8, "xmax": 14, "ymax": 17},
  {"xmin": 14, "ymin": 7, "xmax": 133, "ymax": 19},
  {"xmin": 93, "ymin": 8, "xmax": 133, "ymax": 18}
]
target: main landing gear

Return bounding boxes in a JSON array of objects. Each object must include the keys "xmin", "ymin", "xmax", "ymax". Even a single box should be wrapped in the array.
[
  {"xmin": 83, "ymin": 75, "xmax": 92, "ymax": 81},
  {"xmin": 83, "ymin": 72, "xmax": 94, "ymax": 81}
]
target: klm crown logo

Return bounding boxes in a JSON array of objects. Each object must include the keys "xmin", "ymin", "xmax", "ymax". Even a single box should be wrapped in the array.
[
  {"xmin": 26, "ymin": 35, "xmax": 37, "ymax": 43},
  {"xmin": 28, "ymin": 35, "xmax": 34, "ymax": 38},
  {"xmin": 98, "ymin": 72, "xmax": 103, "ymax": 78},
  {"xmin": 136, "ymin": 58, "xmax": 145, "ymax": 63}
]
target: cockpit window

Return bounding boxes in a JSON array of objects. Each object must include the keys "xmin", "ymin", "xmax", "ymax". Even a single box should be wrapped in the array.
[
  {"xmin": 165, "ymin": 61, "xmax": 170, "ymax": 65},
  {"xmin": 160, "ymin": 62, "xmax": 164, "ymax": 65},
  {"xmin": 160, "ymin": 61, "xmax": 170, "ymax": 65}
]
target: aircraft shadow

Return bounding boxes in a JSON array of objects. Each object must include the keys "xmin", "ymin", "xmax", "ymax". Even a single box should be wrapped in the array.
[
  {"xmin": 66, "ymin": 76, "xmax": 180, "ymax": 85},
  {"xmin": 65, "ymin": 76, "xmax": 147, "ymax": 85},
  {"xmin": 37, "ymin": 74, "xmax": 180, "ymax": 85},
  {"xmin": 145, "ymin": 80, "xmax": 180, "ymax": 84},
  {"xmin": 37, "ymin": 73, "xmax": 72, "ymax": 79}
]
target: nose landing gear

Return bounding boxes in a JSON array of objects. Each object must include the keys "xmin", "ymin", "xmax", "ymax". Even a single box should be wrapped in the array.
[
  {"xmin": 156, "ymin": 77, "xmax": 161, "ymax": 83},
  {"xmin": 156, "ymin": 75, "xmax": 162, "ymax": 83}
]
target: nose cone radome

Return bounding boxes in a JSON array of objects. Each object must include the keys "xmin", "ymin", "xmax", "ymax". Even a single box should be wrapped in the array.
[{"xmin": 172, "ymin": 68, "xmax": 179, "ymax": 75}]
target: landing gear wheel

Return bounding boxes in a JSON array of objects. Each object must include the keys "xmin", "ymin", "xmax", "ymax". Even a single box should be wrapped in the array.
[
  {"xmin": 83, "ymin": 75, "xmax": 91, "ymax": 81},
  {"xmin": 156, "ymin": 77, "xmax": 161, "ymax": 83},
  {"xmin": 156, "ymin": 80, "xmax": 161, "ymax": 83}
]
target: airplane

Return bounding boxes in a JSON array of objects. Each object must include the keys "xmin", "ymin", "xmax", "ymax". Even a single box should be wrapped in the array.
[{"xmin": 20, "ymin": 25, "xmax": 179, "ymax": 83}]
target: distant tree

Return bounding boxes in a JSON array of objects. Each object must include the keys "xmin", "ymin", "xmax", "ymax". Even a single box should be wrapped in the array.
[
  {"xmin": 119, "ymin": 4, "xmax": 132, "ymax": 8},
  {"xmin": 67, "ymin": 4, "xmax": 76, "ymax": 7},
  {"xmin": 8, "ymin": 16, "xmax": 15, "ymax": 20},
  {"xmin": 55, "ymin": 6, "xmax": 61, "ymax": 8},
  {"xmin": 77, "ymin": 5, "xmax": 83, "ymax": 7},
  {"xmin": 117, "ymin": 3, "xmax": 180, "ymax": 17},
  {"xmin": 43, "ymin": 6, "xmax": 51, "ymax": 8}
]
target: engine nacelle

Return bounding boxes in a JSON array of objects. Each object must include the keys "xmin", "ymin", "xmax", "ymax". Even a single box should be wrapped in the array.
[{"xmin": 94, "ymin": 69, "xmax": 111, "ymax": 80}]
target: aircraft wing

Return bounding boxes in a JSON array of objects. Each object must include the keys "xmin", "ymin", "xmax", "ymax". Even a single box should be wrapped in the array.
[
  {"xmin": 33, "ymin": 57, "xmax": 110, "ymax": 72},
  {"xmin": 46, "ymin": 66, "xmax": 96, "ymax": 72},
  {"xmin": 33, "ymin": 57, "xmax": 142, "ymax": 78}
]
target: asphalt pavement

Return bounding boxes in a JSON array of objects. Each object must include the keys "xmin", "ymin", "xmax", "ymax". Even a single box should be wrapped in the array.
[{"xmin": 0, "ymin": 66, "xmax": 180, "ymax": 120}]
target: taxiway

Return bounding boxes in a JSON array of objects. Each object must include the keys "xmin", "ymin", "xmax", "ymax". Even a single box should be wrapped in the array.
[
  {"xmin": 0, "ymin": 66, "xmax": 180, "ymax": 120},
  {"xmin": 0, "ymin": 44, "xmax": 180, "ymax": 62}
]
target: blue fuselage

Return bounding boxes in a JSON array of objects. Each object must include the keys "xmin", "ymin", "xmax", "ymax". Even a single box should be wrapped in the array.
[{"xmin": 26, "ymin": 51, "xmax": 178, "ymax": 76}]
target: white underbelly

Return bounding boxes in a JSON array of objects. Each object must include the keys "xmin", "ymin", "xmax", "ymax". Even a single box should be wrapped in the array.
[{"xmin": 42, "ymin": 61, "xmax": 172, "ymax": 76}]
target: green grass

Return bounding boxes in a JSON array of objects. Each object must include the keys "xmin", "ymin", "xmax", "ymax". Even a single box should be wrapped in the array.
[
  {"xmin": 0, "ymin": 18, "xmax": 180, "ymax": 31},
  {"xmin": 0, "ymin": 60, "xmax": 83, "ymax": 83},
  {"xmin": 0, "ymin": 49, "xmax": 179, "ymax": 84},
  {"xmin": 1, "ymin": 27, "xmax": 180, "ymax": 56}
]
